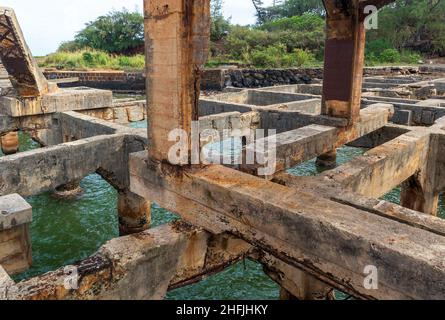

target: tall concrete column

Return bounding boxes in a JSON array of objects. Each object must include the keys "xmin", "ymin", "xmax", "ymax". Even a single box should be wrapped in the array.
[
  {"xmin": 316, "ymin": 149, "xmax": 337, "ymax": 169},
  {"xmin": 0, "ymin": 131, "xmax": 19, "ymax": 155},
  {"xmin": 118, "ymin": 191, "xmax": 151, "ymax": 236},
  {"xmin": 145, "ymin": 0, "xmax": 211, "ymax": 163}
]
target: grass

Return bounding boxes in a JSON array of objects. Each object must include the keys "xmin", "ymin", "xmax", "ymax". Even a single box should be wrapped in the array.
[
  {"xmin": 38, "ymin": 50, "xmax": 145, "ymax": 71},
  {"xmin": 38, "ymin": 48, "xmax": 421, "ymax": 71}
]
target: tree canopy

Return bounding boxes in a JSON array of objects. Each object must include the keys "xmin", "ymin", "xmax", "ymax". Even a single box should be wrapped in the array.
[{"xmin": 60, "ymin": 9, "xmax": 144, "ymax": 55}]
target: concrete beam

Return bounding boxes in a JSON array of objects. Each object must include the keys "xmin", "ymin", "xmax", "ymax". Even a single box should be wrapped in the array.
[
  {"xmin": 4, "ymin": 223, "xmax": 252, "ymax": 300},
  {"xmin": 0, "ymin": 7, "xmax": 54, "ymax": 97},
  {"xmin": 0, "ymin": 134, "xmax": 132, "ymax": 197},
  {"xmin": 0, "ymin": 87, "xmax": 113, "ymax": 117},
  {"xmin": 320, "ymin": 129, "xmax": 430, "ymax": 198},
  {"xmin": 273, "ymin": 172, "xmax": 445, "ymax": 237},
  {"xmin": 130, "ymin": 152, "xmax": 445, "ymax": 299},
  {"xmin": 239, "ymin": 104, "xmax": 393, "ymax": 176}
]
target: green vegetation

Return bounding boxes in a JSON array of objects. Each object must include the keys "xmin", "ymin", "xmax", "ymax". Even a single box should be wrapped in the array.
[
  {"xmin": 59, "ymin": 9, "xmax": 144, "ymax": 55},
  {"xmin": 40, "ymin": 0, "xmax": 443, "ymax": 70},
  {"xmin": 38, "ymin": 50, "xmax": 144, "ymax": 70}
]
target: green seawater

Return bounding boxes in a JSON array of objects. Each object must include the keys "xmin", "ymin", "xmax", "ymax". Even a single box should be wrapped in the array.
[{"xmin": 4, "ymin": 127, "xmax": 444, "ymax": 299}]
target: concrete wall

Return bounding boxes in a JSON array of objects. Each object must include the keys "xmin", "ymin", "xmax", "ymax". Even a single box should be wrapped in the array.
[{"xmin": 43, "ymin": 70, "xmax": 146, "ymax": 92}]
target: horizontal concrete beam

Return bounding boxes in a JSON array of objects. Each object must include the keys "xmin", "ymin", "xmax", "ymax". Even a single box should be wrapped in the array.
[
  {"xmin": 320, "ymin": 129, "xmax": 430, "ymax": 198},
  {"xmin": 130, "ymin": 152, "xmax": 445, "ymax": 299},
  {"xmin": 0, "ymin": 88, "xmax": 113, "ymax": 117},
  {"xmin": 240, "ymin": 104, "xmax": 393, "ymax": 176},
  {"xmin": 3, "ymin": 223, "xmax": 252, "ymax": 300},
  {"xmin": 0, "ymin": 134, "xmax": 131, "ymax": 197},
  {"xmin": 273, "ymin": 172, "xmax": 445, "ymax": 237}
]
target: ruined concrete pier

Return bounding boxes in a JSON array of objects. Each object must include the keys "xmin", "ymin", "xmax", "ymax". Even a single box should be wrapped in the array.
[{"xmin": 1, "ymin": 1, "xmax": 445, "ymax": 300}]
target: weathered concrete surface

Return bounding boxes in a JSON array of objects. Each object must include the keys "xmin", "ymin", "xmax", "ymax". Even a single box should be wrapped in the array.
[
  {"xmin": 401, "ymin": 132, "xmax": 441, "ymax": 215},
  {"xmin": 0, "ymin": 134, "xmax": 132, "ymax": 197},
  {"xmin": 320, "ymin": 130, "xmax": 430, "ymax": 198},
  {"xmin": 322, "ymin": 0, "xmax": 370, "ymax": 123},
  {"xmin": 118, "ymin": 191, "xmax": 151, "ymax": 236},
  {"xmin": 0, "ymin": 7, "xmax": 55, "ymax": 97},
  {"xmin": 240, "ymin": 104, "xmax": 393, "ymax": 176},
  {"xmin": 2, "ymin": 223, "xmax": 252, "ymax": 300},
  {"xmin": 273, "ymin": 172, "xmax": 445, "ymax": 238},
  {"xmin": 0, "ymin": 194, "xmax": 31, "ymax": 275},
  {"xmin": 0, "ymin": 87, "xmax": 113, "ymax": 117},
  {"xmin": 0, "ymin": 131, "xmax": 18, "ymax": 154},
  {"xmin": 145, "ymin": 0, "xmax": 211, "ymax": 162},
  {"xmin": 130, "ymin": 151, "xmax": 445, "ymax": 299}
]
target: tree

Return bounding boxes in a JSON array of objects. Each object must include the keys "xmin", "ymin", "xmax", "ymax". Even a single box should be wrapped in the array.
[
  {"xmin": 367, "ymin": 0, "xmax": 445, "ymax": 56},
  {"xmin": 74, "ymin": 9, "xmax": 144, "ymax": 55},
  {"xmin": 263, "ymin": 0, "xmax": 325, "ymax": 21},
  {"xmin": 210, "ymin": 0, "xmax": 231, "ymax": 42}
]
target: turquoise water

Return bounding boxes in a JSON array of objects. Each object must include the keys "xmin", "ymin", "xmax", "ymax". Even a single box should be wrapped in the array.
[{"xmin": 3, "ymin": 128, "xmax": 443, "ymax": 299}]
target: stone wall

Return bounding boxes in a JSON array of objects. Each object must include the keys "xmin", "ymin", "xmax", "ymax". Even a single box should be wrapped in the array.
[
  {"xmin": 43, "ymin": 70, "xmax": 146, "ymax": 92},
  {"xmin": 40, "ymin": 66, "xmax": 432, "ymax": 92},
  {"xmin": 225, "ymin": 66, "xmax": 423, "ymax": 89}
]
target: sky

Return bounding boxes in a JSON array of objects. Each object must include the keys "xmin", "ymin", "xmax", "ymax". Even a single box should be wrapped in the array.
[{"xmin": 2, "ymin": 0, "xmax": 274, "ymax": 56}]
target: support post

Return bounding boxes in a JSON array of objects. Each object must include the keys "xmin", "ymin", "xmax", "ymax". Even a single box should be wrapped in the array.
[
  {"xmin": 118, "ymin": 191, "xmax": 151, "ymax": 236},
  {"xmin": 0, "ymin": 131, "xmax": 19, "ymax": 155},
  {"xmin": 316, "ymin": 149, "xmax": 337, "ymax": 169},
  {"xmin": 321, "ymin": 0, "xmax": 365, "ymax": 124},
  {"xmin": 144, "ymin": 0, "xmax": 211, "ymax": 162},
  {"xmin": 0, "ymin": 194, "xmax": 32, "ymax": 275},
  {"xmin": 401, "ymin": 134, "xmax": 440, "ymax": 215},
  {"xmin": 52, "ymin": 180, "xmax": 83, "ymax": 199}
]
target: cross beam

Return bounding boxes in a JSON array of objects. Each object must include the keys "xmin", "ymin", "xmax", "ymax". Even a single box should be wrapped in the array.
[{"xmin": 0, "ymin": 7, "xmax": 55, "ymax": 97}]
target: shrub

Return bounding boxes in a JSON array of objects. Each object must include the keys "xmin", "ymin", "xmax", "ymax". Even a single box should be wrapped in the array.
[
  {"xmin": 247, "ymin": 44, "xmax": 315, "ymax": 68},
  {"xmin": 39, "ymin": 50, "xmax": 145, "ymax": 70},
  {"xmin": 294, "ymin": 49, "xmax": 315, "ymax": 67},
  {"xmin": 379, "ymin": 49, "xmax": 401, "ymax": 63},
  {"xmin": 74, "ymin": 9, "xmax": 144, "ymax": 55}
]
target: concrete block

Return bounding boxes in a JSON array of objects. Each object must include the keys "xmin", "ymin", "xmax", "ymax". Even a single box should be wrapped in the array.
[
  {"xmin": 393, "ymin": 109, "xmax": 413, "ymax": 125},
  {"xmin": 0, "ymin": 87, "xmax": 113, "ymax": 117},
  {"xmin": 0, "ymin": 194, "xmax": 32, "ymax": 231},
  {"xmin": 127, "ymin": 105, "xmax": 144, "ymax": 122},
  {"xmin": 421, "ymin": 110, "xmax": 435, "ymax": 125},
  {"xmin": 0, "ymin": 194, "xmax": 32, "ymax": 275}
]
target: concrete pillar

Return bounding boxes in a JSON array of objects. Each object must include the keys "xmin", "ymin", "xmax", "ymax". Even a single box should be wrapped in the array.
[
  {"xmin": 0, "ymin": 131, "xmax": 19, "ymax": 155},
  {"xmin": 321, "ymin": 1, "xmax": 366, "ymax": 124},
  {"xmin": 401, "ymin": 176, "xmax": 440, "ymax": 216},
  {"xmin": 316, "ymin": 149, "xmax": 337, "ymax": 169},
  {"xmin": 0, "ymin": 194, "xmax": 32, "ymax": 275},
  {"xmin": 265, "ymin": 264, "xmax": 334, "ymax": 300},
  {"xmin": 401, "ymin": 134, "xmax": 441, "ymax": 216},
  {"xmin": 52, "ymin": 180, "xmax": 83, "ymax": 199},
  {"xmin": 145, "ymin": 0, "xmax": 210, "ymax": 163},
  {"xmin": 118, "ymin": 191, "xmax": 151, "ymax": 236}
]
